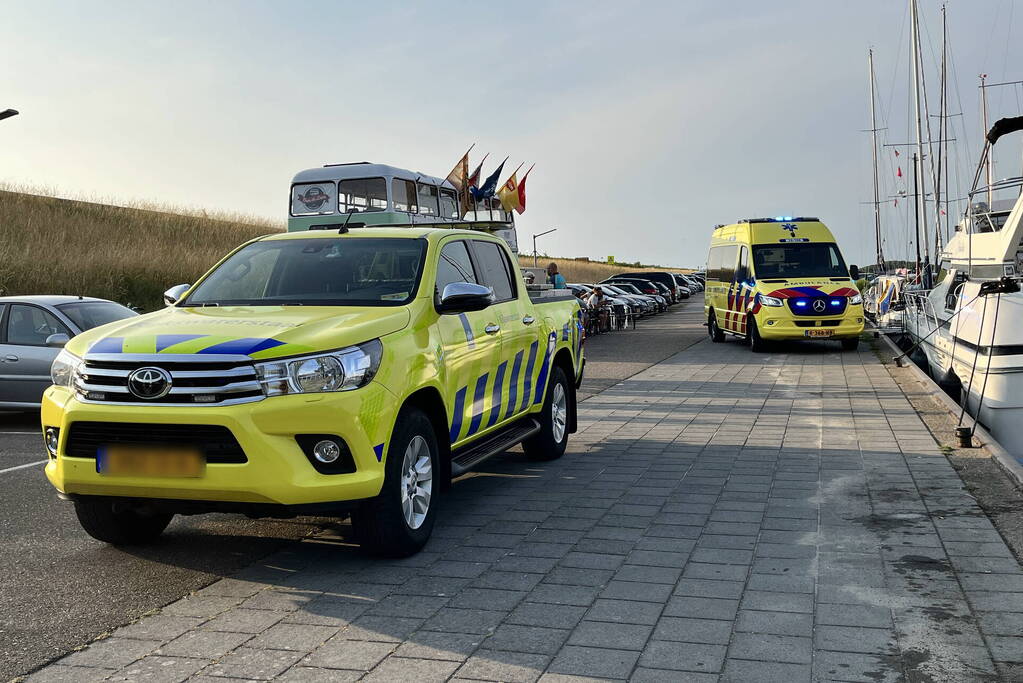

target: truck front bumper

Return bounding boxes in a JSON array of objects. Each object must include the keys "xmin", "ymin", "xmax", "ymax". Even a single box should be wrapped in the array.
[
  {"xmin": 756, "ymin": 312, "xmax": 865, "ymax": 341},
  {"xmin": 41, "ymin": 383, "xmax": 398, "ymax": 507}
]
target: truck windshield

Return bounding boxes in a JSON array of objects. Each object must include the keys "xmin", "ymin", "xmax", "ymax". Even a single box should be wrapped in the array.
[
  {"xmin": 184, "ymin": 237, "xmax": 426, "ymax": 306},
  {"xmin": 752, "ymin": 242, "xmax": 849, "ymax": 279}
]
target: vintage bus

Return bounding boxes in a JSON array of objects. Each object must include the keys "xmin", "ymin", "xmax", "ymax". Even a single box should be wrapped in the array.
[{"xmin": 288, "ymin": 162, "xmax": 515, "ymax": 240}]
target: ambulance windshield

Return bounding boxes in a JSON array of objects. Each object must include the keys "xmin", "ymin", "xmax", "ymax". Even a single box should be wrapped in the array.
[{"xmin": 752, "ymin": 243, "xmax": 848, "ymax": 279}]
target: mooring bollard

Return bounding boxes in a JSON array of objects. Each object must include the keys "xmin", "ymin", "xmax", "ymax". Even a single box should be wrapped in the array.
[{"xmin": 955, "ymin": 426, "xmax": 973, "ymax": 448}]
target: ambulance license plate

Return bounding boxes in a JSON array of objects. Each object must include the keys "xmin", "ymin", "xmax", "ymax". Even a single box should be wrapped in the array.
[
  {"xmin": 804, "ymin": 329, "xmax": 833, "ymax": 338},
  {"xmin": 97, "ymin": 445, "xmax": 205, "ymax": 477}
]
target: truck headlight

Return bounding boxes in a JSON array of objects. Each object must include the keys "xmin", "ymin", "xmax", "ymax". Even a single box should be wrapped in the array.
[
  {"xmin": 50, "ymin": 349, "xmax": 82, "ymax": 387},
  {"xmin": 759, "ymin": 295, "xmax": 784, "ymax": 307},
  {"xmin": 849, "ymin": 294, "xmax": 863, "ymax": 305},
  {"xmin": 255, "ymin": 340, "xmax": 382, "ymax": 397}
]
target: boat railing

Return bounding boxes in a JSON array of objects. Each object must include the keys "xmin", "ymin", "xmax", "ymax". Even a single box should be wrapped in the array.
[{"xmin": 903, "ymin": 289, "xmax": 941, "ymax": 331}]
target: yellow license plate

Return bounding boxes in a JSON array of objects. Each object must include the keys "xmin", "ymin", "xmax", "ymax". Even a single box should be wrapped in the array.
[
  {"xmin": 804, "ymin": 329, "xmax": 834, "ymax": 338},
  {"xmin": 97, "ymin": 445, "xmax": 205, "ymax": 478}
]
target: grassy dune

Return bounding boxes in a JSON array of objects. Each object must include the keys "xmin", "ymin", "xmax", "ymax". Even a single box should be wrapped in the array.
[
  {"xmin": 0, "ymin": 190, "xmax": 281, "ymax": 311},
  {"xmin": 0, "ymin": 188, "xmax": 686, "ymax": 311}
]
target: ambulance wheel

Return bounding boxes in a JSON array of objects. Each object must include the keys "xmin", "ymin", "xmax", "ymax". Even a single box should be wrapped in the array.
[
  {"xmin": 748, "ymin": 317, "xmax": 768, "ymax": 353},
  {"xmin": 524, "ymin": 366, "xmax": 570, "ymax": 461},
  {"xmin": 351, "ymin": 408, "xmax": 439, "ymax": 557},
  {"xmin": 708, "ymin": 312, "xmax": 725, "ymax": 343},
  {"xmin": 74, "ymin": 499, "xmax": 173, "ymax": 545},
  {"xmin": 841, "ymin": 338, "xmax": 860, "ymax": 351}
]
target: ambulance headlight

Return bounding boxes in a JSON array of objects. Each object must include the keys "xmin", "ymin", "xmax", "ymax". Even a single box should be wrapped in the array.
[
  {"xmin": 759, "ymin": 295, "xmax": 784, "ymax": 307},
  {"xmin": 849, "ymin": 294, "xmax": 863, "ymax": 305},
  {"xmin": 255, "ymin": 340, "xmax": 382, "ymax": 396},
  {"xmin": 50, "ymin": 349, "xmax": 82, "ymax": 387}
]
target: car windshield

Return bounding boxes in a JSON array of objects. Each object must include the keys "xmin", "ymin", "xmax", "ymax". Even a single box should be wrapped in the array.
[
  {"xmin": 56, "ymin": 301, "xmax": 137, "ymax": 330},
  {"xmin": 752, "ymin": 242, "xmax": 849, "ymax": 279},
  {"xmin": 184, "ymin": 237, "xmax": 426, "ymax": 306}
]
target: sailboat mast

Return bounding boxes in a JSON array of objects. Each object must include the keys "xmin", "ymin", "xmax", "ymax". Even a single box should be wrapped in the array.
[
  {"xmin": 934, "ymin": 4, "xmax": 947, "ymax": 269},
  {"xmin": 913, "ymin": 153, "xmax": 922, "ymax": 282},
  {"xmin": 981, "ymin": 73, "xmax": 992, "ymax": 205},
  {"xmin": 868, "ymin": 49, "xmax": 884, "ymax": 272},
  {"xmin": 910, "ymin": 0, "xmax": 930, "ymax": 284}
]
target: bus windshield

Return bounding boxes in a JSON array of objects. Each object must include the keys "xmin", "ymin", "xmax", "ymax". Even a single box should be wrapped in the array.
[
  {"xmin": 752, "ymin": 242, "xmax": 849, "ymax": 279},
  {"xmin": 183, "ymin": 238, "xmax": 426, "ymax": 307}
]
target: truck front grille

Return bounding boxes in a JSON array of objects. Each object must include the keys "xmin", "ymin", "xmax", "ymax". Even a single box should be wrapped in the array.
[
  {"xmin": 75, "ymin": 353, "xmax": 264, "ymax": 406},
  {"xmin": 66, "ymin": 422, "xmax": 247, "ymax": 462}
]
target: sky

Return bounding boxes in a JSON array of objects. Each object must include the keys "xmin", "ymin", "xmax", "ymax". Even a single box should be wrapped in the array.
[{"xmin": 2, "ymin": 1, "xmax": 1022, "ymax": 268}]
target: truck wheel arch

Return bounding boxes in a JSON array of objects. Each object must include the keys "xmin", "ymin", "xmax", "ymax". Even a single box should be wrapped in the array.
[
  {"xmin": 398, "ymin": 387, "xmax": 452, "ymax": 489},
  {"xmin": 552, "ymin": 349, "xmax": 578, "ymax": 434}
]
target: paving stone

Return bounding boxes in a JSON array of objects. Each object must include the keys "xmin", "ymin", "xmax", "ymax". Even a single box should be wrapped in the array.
[
  {"xmin": 302, "ymin": 638, "xmax": 395, "ymax": 670},
  {"xmin": 115, "ymin": 615, "xmax": 205, "ymax": 642},
  {"xmin": 157, "ymin": 629, "xmax": 252, "ymax": 658},
  {"xmin": 342, "ymin": 615, "xmax": 425, "ymax": 642},
  {"xmin": 813, "ymin": 650, "xmax": 904, "ymax": 683},
  {"xmin": 585, "ymin": 598, "xmax": 663, "ymax": 625},
  {"xmin": 276, "ymin": 666, "xmax": 366, "ymax": 682},
  {"xmin": 246, "ymin": 623, "xmax": 340, "ymax": 651},
  {"xmin": 653, "ymin": 617, "xmax": 733, "ymax": 645},
  {"xmin": 547, "ymin": 645, "xmax": 640, "ymax": 679},
  {"xmin": 728, "ymin": 632, "xmax": 812, "ymax": 664},
  {"xmin": 674, "ymin": 578, "xmax": 745, "ymax": 599},
  {"xmin": 735, "ymin": 609, "xmax": 812, "ymax": 637},
  {"xmin": 361, "ymin": 656, "xmax": 460, "ymax": 682},
  {"xmin": 814, "ymin": 625, "xmax": 898, "ymax": 655},
  {"xmin": 106, "ymin": 655, "xmax": 209, "ymax": 682},
  {"xmin": 61, "ymin": 637, "xmax": 164, "ymax": 668},
  {"xmin": 567, "ymin": 620, "xmax": 653, "ymax": 650},
  {"xmin": 204, "ymin": 646, "xmax": 306, "ymax": 679},
  {"xmin": 421, "ymin": 607, "xmax": 507, "ymax": 635},
  {"xmin": 663, "ymin": 596, "xmax": 739, "ymax": 621},
  {"xmin": 525, "ymin": 583, "xmax": 600, "ymax": 607},
  {"xmin": 393, "ymin": 631, "xmax": 483, "ymax": 661},
  {"xmin": 614, "ymin": 564, "xmax": 683, "ymax": 584},
  {"xmin": 23, "ymin": 665, "xmax": 118, "ymax": 683},
  {"xmin": 720, "ymin": 658, "xmax": 811, "ymax": 682},
  {"xmin": 816, "ymin": 603, "xmax": 893, "ymax": 629},
  {"xmin": 485, "ymin": 623, "xmax": 569, "ymax": 654},
  {"xmin": 638, "ymin": 640, "xmax": 725, "ymax": 673},
  {"xmin": 457, "ymin": 650, "xmax": 551, "ymax": 683}
]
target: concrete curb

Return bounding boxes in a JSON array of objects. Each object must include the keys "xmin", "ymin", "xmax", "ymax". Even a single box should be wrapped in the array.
[{"xmin": 874, "ymin": 330, "xmax": 1023, "ymax": 490}]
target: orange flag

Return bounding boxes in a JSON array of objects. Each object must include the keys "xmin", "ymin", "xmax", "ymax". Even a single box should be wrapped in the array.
[{"xmin": 515, "ymin": 164, "xmax": 534, "ymax": 215}]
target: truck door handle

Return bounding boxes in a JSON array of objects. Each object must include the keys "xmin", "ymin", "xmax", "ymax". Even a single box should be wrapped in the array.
[
  {"xmin": 3, "ymin": 355, "xmax": 17, "ymax": 362},
  {"xmin": 484, "ymin": 323, "xmax": 500, "ymax": 335},
  {"xmin": 522, "ymin": 316, "xmax": 535, "ymax": 325}
]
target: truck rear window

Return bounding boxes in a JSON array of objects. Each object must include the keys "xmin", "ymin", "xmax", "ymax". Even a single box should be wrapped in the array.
[{"xmin": 184, "ymin": 237, "xmax": 426, "ymax": 307}]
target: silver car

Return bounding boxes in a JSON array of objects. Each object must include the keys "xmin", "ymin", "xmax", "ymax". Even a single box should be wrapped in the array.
[{"xmin": 0, "ymin": 295, "xmax": 138, "ymax": 409}]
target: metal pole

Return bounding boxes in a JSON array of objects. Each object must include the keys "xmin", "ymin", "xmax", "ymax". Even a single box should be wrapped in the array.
[
  {"xmin": 913, "ymin": 152, "xmax": 922, "ymax": 284},
  {"xmin": 981, "ymin": 74, "xmax": 992, "ymax": 205},
  {"xmin": 910, "ymin": 0, "xmax": 930, "ymax": 287},
  {"xmin": 934, "ymin": 4, "xmax": 946, "ymax": 271},
  {"xmin": 868, "ymin": 49, "xmax": 884, "ymax": 272}
]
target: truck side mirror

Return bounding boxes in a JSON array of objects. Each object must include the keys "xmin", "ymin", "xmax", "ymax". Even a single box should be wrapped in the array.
[
  {"xmin": 163, "ymin": 284, "xmax": 191, "ymax": 306},
  {"xmin": 437, "ymin": 282, "xmax": 495, "ymax": 313},
  {"xmin": 849, "ymin": 265, "xmax": 860, "ymax": 280}
]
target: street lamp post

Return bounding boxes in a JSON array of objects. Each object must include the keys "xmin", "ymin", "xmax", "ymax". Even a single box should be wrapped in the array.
[
  {"xmin": 532, "ymin": 228, "xmax": 557, "ymax": 268},
  {"xmin": 0, "ymin": 109, "xmax": 19, "ymax": 122}
]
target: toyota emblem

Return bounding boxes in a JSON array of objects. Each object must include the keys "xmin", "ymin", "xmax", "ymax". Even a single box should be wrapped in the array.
[
  {"xmin": 127, "ymin": 367, "xmax": 173, "ymax": 400},
  {"xmin": 812, "ymin": 299, "xmax": 827, "ymax": 313}
]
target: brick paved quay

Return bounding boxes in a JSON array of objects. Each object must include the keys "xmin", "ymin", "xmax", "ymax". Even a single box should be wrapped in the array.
[{"xmin": 25, "ymin": 330, "xmax": 1023, "ymax": 682}]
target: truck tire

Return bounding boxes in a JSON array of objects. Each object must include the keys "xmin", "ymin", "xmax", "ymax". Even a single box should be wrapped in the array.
[
  {"xmin": 523, "ymin": 365, "xmax": 570, "ymax": 461},
  {"xmin": 708, "ymin": 312, "xmax": 725, "ymax": 343},
  {"xmin": 74, "ymin": 499, "xmax": 173, "ymax": 545},
  {"xmin": 748, "ymin": 317, "xmax": 768, "ymax": 353},
  {"xmin": 351, "ymin": 408, "xmax": 439, "ymax": 557},
  {"xmin": 841, "ymin": 337, "xmax": 860, "ymax": 351}
]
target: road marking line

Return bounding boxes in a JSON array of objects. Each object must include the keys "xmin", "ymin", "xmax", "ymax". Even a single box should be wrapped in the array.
[
  {"xmin": 0, "ymin": 460, "xmax": 48, "ymax": 474},
  {"xmin": 0, "ymin": 431, "xmax": 41, "ymax": 435}
]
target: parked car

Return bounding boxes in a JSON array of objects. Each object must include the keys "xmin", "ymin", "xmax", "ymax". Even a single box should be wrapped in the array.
[
  {"xmin": 609, "ymin": 283, "xmax": 661, "ymax": 314},
  {"xmin": 604, "ymin": 278, "xmax": 669, "ymax": 311},
  {"xmin": 598, "ymin": 284, "xmax": 654, "ymax": 316},
  {"xmin": 0, "ymin": 296, "xmax": 138, "ymax": 409},
  {"xmin": 613, "ymin": 271, "xmax": 687, "ymax": 303}
]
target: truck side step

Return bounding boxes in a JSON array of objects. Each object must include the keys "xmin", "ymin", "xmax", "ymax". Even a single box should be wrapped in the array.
[{"xmin": 450, "ymin": 418, "xmax": 541, "ymax": 476}]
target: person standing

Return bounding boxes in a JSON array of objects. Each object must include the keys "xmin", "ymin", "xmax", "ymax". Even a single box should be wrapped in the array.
[{"xmin": 547, "ymin": 262, "xmax": 566, "ymax": 289}]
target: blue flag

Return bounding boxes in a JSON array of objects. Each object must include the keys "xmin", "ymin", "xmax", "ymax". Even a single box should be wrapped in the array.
[{"xmin": 471, "ymin": 159, "xmax": 506, "ymax": 201}]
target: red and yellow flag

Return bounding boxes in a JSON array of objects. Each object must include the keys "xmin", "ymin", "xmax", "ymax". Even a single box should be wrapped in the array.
[
  {"xmin": 515, "ymin": 164, "xmax": 534, "ymax": 214},
  {"xmin": 498, "ymin": 170, "xmax": 521, "ymax": 212}
]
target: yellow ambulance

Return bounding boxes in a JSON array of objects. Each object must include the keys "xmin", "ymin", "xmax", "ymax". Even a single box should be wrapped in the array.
[{"xmin": 705, "ymin": 217, "xmax": 864, "ymax": 351}]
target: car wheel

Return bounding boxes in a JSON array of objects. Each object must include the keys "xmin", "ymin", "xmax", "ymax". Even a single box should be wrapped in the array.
[
  {"xmin": 708, "ymin": 312, "xmax": 725, "ymax": 343},
  {"xmin": 841, "ymin": 337, "xmax": 860, "ymax": 351},
  {"xmin": 523, "ymin": 365, "xmax": 571, "ymax": 461},
  {"xmin": 74, "ymin": 499, "xmax": 173, "ymax": 545},
  {"xmin": 748, "ymin": 316, "xmax": 768, "ymax": 353},
  {"xmin": 351, "ymin": 408, "xmax": 439, "ymax": 557}
]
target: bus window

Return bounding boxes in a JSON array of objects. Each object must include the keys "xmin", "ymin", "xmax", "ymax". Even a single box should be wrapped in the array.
[
  {"xmin": 717, "ymin": 245, "xmax": 738, "ymax": 282},
  {"xmin": 392, "ymin": 179, "xmax": 417, "ymax": 213},
  {"xmin": 292, "ymin": 183, "xmax": 336, "ymax": 216},
  {"xmin": 339, "ymin": 178, "xmax": 386, "ymax": 213},
  {"xmin": 417, "ymin": 183, "xmax": 439, "ymax": 216},
  {"xmin": 440, "ymin": 188, "xmax": 458, "ymax": 218},
  {"xmin": 707, "ymin": 247, "xmax": 722, "ymax": 281}
]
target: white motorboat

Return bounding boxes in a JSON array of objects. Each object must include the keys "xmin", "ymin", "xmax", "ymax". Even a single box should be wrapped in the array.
[{"xmin": 903, "ymin": 116, "xmax": 1023, "ymax": 457}]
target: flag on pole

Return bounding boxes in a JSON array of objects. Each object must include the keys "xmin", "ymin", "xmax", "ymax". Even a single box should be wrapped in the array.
[
  {"xmin": 497, "ymin": 164, "xmax": 523, "ymax": 212},
  {"xmin": 515, "ymin": 164, "xmax": 534, "ymax": 215},
  {"xmin": 894, "ymin": 149, "xmax": 900, "ymax": 157},
  {"xmin": 472, "ymin": 158, "xmax": 507, "ymax": 201},
  {"xmin": 445, "ymin": 146, "xmax": 473, "ymax": 191},
  {"xmin": 897, "ymin": 166, "xmax": 902, "ymax": 178},
  {"xmin": 460, "ymin": 154, "xmax": 489, "ymax": 217}
]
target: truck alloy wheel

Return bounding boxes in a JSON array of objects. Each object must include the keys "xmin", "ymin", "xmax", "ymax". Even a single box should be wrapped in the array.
[{"xmin": 523, "ymin": 366, "xmax": 571, "ymax": 461}]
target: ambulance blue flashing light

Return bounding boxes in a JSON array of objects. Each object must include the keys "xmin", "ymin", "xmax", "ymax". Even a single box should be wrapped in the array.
[{"xmin": 737, "ymin": 216, "xmax": 819, "ymax": 225}]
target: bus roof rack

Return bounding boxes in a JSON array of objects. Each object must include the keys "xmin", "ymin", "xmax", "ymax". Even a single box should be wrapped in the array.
[
  {"xmin": 323, "ymin": 161, "xmax": 371, "ymax": 167},
  {"xmin": 738, "ymin": 216, "xmax": 819, "ymax": 224}
]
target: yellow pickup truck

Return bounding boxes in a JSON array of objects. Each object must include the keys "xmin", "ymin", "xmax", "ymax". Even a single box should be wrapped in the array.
[{"xmin": 42, "ymin": 226, "xmax": 584, "ymax": 556}]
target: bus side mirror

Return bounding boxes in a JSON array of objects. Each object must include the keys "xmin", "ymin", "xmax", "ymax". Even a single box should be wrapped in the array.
[{"xmin": 849, "ymin": 265, "xmax": 860, "ymax": 280}]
